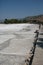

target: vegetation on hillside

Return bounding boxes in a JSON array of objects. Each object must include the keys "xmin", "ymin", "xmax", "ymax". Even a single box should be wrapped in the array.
[
  {"xmin": 4, "ymin": 19, "xmax": 28, "ymax": 24},
  {"xmin": 0, "ymin": 15, "xmax": 43, "ymax": 24}
]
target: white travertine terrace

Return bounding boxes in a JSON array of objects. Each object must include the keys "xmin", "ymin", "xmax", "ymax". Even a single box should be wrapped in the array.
[{"xmin": 0, "ymin": 24, "xmax": 39, "ymax": 65}]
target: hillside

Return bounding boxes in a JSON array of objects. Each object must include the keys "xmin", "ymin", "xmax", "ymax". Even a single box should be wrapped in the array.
[
  {"xmin": 0, "ymin": 15, "xmax": 43, "ymax": 24},
  {"xmin": 24, "ymin": 15, "xmax": 43, "ymax": 22}
]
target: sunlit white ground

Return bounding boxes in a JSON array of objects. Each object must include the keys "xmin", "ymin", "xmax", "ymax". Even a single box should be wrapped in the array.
[{"xmin": 0, "ymin": 24, "xmax": 39, "ymax": 65}]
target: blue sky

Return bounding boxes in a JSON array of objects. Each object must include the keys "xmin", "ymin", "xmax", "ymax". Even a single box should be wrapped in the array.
[{"xmin": 0, "ymin": 0, "xmax": 43, "ymax": 19}]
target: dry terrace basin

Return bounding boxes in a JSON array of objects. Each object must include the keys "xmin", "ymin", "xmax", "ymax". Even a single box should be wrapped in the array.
[{"xmin": 0, "ymin": 24, "xmax": 39, "ymax": 65}]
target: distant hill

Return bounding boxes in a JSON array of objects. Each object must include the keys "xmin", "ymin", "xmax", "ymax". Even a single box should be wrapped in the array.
[
  {"xmin": 24, "ymin": 15, "xmax": 43, "ymax": 23},
  {"xmin": 0, "ymin": 20, "xmax": 4, "ymax": 23},
  {"xmin": 0, "ymin": 14, "xmax": 43, "ymax": 24}
]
